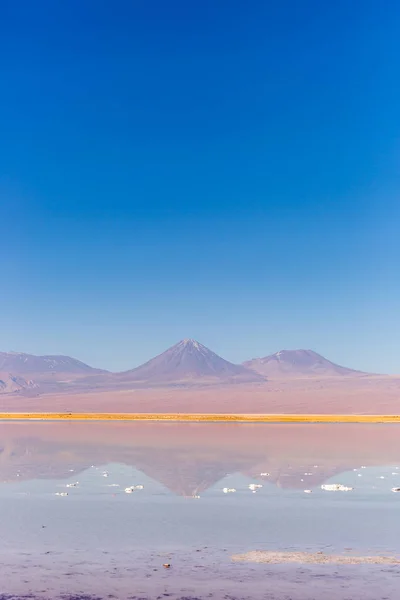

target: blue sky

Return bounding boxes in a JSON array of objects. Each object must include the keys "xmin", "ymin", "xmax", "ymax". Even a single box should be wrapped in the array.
[{"xmin": 1, "ymin": 0, "xmax": 399, "ymax": 373}]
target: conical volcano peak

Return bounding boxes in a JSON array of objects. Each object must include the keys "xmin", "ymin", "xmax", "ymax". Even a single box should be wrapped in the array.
[
  {"xmin": 175, "ymin": 339, "xmax": 211, "ymax": 356},
  {"xmin": 118, "ymin": 339, "xmax": 265, "ymax": 385},
  {"xmin": 180, "ymin": 338, "xmax": 202, "ymax": 348}
]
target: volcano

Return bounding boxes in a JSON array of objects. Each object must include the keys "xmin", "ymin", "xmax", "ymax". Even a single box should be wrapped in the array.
[
  {"xmin": 243, "ymin": 349, "xmax": 366, "ymax": 379},
  {"xmin": 0, "ymin": 351, "xmax": 107, "ymax": 377},
  {"xmin": 117, "ymin": 339, "xmax": 265, "ymax": 385}
]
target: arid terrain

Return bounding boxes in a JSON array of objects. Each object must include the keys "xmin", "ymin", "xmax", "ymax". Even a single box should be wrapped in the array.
[
  {"xmin": 0, "ymin": 340, "xmax": 399, "ymax": 414},
  {"xmin": 1, "ymin": 375, "xmax": 399, "ymax": 414}
]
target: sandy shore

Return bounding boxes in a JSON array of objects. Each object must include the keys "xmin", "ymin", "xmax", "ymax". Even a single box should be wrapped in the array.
[
  {"xmin": 0, "ymin": 412, "xmax": 399, "ymax": 422},
  {"xmin": 232, "ymin": 550, "xmax": 400, "ymax": 565}
]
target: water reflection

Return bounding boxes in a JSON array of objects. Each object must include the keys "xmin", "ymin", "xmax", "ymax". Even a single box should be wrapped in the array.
[
  {"xmin": 1, "ymin": 421, "xmax": 400, "ymax": 494},
  {"xmin": 1, "ymin": 421, "xmax": 400, "ymax": 600}
]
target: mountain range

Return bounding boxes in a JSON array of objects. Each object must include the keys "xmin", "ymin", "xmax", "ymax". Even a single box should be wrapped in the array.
[{"xmin": 0, "ymin": 339, "xmax": 370, "ymax": 396}]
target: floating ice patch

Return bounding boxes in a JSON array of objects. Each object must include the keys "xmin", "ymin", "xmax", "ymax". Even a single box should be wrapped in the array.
[
  {"xmin": 321, "ymin": 484, "xmax": 353, "ymax": 492},
  {"xmin": 124, "ymin": 485, "xmax": 144, "ymax": 493},
  {"xmin": 249, "ymin": 484, "xmax": 262, "ymax": 491}
]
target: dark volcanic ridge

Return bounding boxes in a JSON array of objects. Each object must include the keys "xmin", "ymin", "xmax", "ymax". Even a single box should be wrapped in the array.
[{"xmin": 243, "ymin": 349, "xmax": 367, "ymax": 379}]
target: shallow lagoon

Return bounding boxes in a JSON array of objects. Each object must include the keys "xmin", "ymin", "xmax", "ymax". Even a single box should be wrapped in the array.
[{"xmin": 0, "ymin": 421, "xmax": 400, "ymax": 599}]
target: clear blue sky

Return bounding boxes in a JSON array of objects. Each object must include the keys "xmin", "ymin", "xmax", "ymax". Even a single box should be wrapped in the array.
[{"xmin": 1, "ymin": 0, "xmax": 399, "ymax": 373}]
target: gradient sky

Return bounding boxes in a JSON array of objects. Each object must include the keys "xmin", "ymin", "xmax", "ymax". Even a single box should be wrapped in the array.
[{"xmin": 1, "ymin": 0, "xmax": 400, "ymax": 373}]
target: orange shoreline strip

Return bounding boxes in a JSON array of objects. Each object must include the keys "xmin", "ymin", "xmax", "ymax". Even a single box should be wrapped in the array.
[{"xmin": 0, "ymin": 413, "xmax": 399, "ymax": 423}]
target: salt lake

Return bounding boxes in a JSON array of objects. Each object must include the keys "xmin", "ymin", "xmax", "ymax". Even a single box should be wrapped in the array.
[{"xmin": 0, "ymin": 421, "xmax": 400, "ymax": 600}]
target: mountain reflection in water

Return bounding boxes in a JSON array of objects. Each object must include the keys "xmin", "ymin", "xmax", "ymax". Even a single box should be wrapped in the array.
[{"xmin": 1, "ymin": 421, "xmax": 400, "ymax": 495}]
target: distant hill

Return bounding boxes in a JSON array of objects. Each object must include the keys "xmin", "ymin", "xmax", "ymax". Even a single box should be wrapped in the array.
[
  {"xmin": 117, "ymin": 339, "xmax": 265, "ymax": 385},
  {"xmin": 0, "ymin": 372, "xmax": 39, "ymax": 394},
  {"xmin": 0, "ymin": 351, "xmax": 107, "ymax": 377},
  {"xmin": 243, "ymin": 349, "xmax": 366, "ymax": 378}
]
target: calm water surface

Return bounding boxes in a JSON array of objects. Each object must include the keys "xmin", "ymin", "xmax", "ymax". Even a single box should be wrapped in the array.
[{"xmin": 0, "ymin": 421, "xmax": 400, "ymax": 599}]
